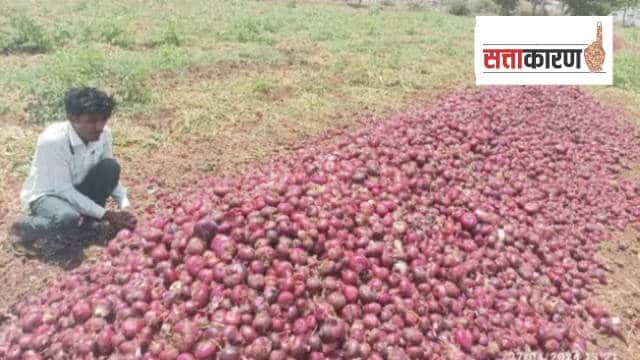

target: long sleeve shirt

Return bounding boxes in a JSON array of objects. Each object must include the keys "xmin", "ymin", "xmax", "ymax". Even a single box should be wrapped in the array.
[{"xmin": 20, "ymin": 121, "xmax": 130, "ymax": 219}]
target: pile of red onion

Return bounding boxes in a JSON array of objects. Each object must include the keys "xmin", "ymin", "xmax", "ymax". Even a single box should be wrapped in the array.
[{"xmin": 2, "ymin": 86, "xmax": 640, "ymax": 359}]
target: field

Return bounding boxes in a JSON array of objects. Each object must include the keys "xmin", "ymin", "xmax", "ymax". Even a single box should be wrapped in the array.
[{"xmin": 1, "ymin": 0, "xmax": 640, "ymax": 358}]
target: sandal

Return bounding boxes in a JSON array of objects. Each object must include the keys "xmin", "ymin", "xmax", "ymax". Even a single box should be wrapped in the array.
[
  {"xmin": 7, "ymin": 237, "xmax": 39, "ymax": 258},
  {"xmin": 6, "ymin": 222, "xmax": 40, "ymax": 257},
  {"xmin": 6, "ymin": 229, "xmax": 67, "ymax": 258}
]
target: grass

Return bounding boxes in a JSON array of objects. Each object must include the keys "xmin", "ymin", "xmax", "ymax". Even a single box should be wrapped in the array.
[
  {"xmin": 614, "ymin": 52, "xmax": 640, "ymax": 94},
  {"xmin": 0, "ymin": 0, "xmax": 637, "ymax": 185},
  {"xmin": 589, "ymin": 25, "xmax": 640, "ymax": 121},
  {"xmin": 0, "ymin": 15, "xmax": 52, "ymax": 54},
  {"xmin": 613, "ymin": 26, "xmax": 640, "ymax": 95},
  {"xmin": 0, "ymin": 1, "xmax": 473, "ymax": 121}
]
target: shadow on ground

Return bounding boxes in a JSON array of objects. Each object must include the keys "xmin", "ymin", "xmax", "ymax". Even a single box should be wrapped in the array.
[
  {"xmin": 4, "ymin": 225, "xmax": 116, "ymax": 270},
  {"xmin": 0, "ymin": 225, "xmax": 116, "ymax": 311}
]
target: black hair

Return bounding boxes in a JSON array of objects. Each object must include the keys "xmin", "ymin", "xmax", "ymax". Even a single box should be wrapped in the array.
[{"xmin": 64, "ymin": 87, "xmax": 116, "ymax": 118}]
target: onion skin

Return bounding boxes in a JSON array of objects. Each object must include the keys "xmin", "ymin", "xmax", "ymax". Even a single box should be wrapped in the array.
[{"xmin": 218, "ymin": 345, "xmax": 241, "ymax": 360}]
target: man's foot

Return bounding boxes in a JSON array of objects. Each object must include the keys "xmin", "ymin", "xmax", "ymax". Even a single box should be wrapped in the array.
[
  {"xmin": 9, "ymin": 241, "xmax": 38, "ymax": 257},
  {"xmin": 6, "ymin": 224, "xmax": 38, "ymax": 258},
  {"xmin": 7, "ymin": 223, "xmax": 69, "ymax": 258}
]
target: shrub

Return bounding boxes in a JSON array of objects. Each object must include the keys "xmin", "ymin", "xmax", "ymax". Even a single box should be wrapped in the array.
[
  {"xmin": 448, "ymin": 0, "xmax": 471, "ymax": 16},
  {"xmin": 493, "ymin": 0, "xmax": 519, "ymax": 15},
  {"xmin": 470, "ymin": 0, "xmax": 499, "ymax": 14},
  {"xmin": 0, "ymin": 15, "xmax": 52, "ymax": 54},
  {"xmin": 220, "ymin": 18, "xmax": 276, "ymax": 44},
  {"xmin": 614, "ymin": 53, "xmax": 640, "ymax": 94},
  {"xmin": 24, "ymin": 81, "xmax": 67, "ymax": 124},
  {"xmin": 563, "ymin": 0, "xmax": 618, "ymax": 15},
  {"xmin": 115, "ymin": 70, "xmax": 152, "ymax": 110},
  {"xmin": 253, "ymin": 77, "xmax": 273, "ymax": 95},
  {"xmin": 24, "ymin": 46, "xmax": 151, "ymax": 123},
  {"xmin": 96, "ymin": 20, "xmax": 131, "ymax": 47},
  {"xmin": 406, "ymin": 0, "xmax": 425, "ymax": 10},
  {"xmin": 158, "ymin": 19, "xmax": 183, "ymax": 47}
]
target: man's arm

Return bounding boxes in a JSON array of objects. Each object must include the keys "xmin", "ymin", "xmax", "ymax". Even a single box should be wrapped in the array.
[
  {"xmin": 37, "ymin": 140, "xmax": 107, "ymax": 219},
  {"xmin": 102, "ymin": 128, "xmax": 130, "ymax": 209}
]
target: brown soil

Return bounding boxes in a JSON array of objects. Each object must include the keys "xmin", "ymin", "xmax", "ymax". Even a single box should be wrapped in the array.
[
  {"xmin": 585, "ymin": 164, "xmax": 640, "ymax": 359},
  {"xmin": 589, "ymin": 226, "xmax": 640, "ymax": 359},
  {"xmin": 614, "ymin": 34, "xmax": 628, "ymax": 51}
]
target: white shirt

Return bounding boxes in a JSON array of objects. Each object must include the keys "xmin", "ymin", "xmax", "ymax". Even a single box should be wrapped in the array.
[{"xmin": 20, "ymin": 121, "xmax": 130, "ymax": 219}]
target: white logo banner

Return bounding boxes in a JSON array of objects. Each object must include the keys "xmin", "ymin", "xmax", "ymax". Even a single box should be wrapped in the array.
[{"xmin": 475, "ymin": 16, "xmax": 613, "ymax": 85}]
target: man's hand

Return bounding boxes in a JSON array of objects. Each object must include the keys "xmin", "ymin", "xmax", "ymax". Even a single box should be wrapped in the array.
[{"xmin": 103, "ymin": 210, "xmax": 137, "ymax": 231}]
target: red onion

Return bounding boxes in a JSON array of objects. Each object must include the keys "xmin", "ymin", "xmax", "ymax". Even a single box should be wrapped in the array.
[
  {"xmin": 211, "ymin": 234, "xmax": 237, "ymax": 261},
  {"xmin": 454, "ymin": 327, "xmax": 473, "ymax": 352},
  {"xmin": 319, "ymin": 318, "xmax": 346, "ymax": 343},
  {"xmin": 71, "ymin": 300, "xmax": 92, "ymax": 323},
  {"xmin": 193, "ymin": 219, "xmax": 218, "ymax": 241},
  {"xmin": 194, "ymin": 340, "xmax": 218, "ymax": 359},
  {"xmin": 20, "ymin": 311, "xmax": 43, "ymax": 332},
  {"xmin": 122, "ymin": 317, "xmax": 145, "ymax": 339}
]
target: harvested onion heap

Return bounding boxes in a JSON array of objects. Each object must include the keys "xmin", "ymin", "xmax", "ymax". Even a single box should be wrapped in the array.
[{"xmin": 2, "ymin": 86, "xmax": 640, "ymax": 360}]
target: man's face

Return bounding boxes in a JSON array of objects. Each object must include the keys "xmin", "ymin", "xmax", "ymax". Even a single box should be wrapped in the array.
[{"xmin": 69, "ymin": 114, "xmax": 108, "ymax": 143}]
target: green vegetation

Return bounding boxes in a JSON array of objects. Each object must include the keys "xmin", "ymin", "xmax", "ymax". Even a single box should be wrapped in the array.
[
  {"xmin": 0, "ymin": 0, "xmax": 476, "ymax": 125},
  {"xmin": 0, "ymin": 0, "xmax": 637, "ymax": 180},
  {"xmin": 0, "ymin": 15, "xmax": 52, "ymax": 54},
  {"xmin": 614, "ymin": 26, "xmax": 640, "ymax": 94}
]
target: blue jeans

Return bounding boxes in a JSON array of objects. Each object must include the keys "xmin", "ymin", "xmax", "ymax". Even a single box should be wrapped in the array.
[{"xmin": 13, "ymin": 158, "xmax": 120, "ymax": 242}]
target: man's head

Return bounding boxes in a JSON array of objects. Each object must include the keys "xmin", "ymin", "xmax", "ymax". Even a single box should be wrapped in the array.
[{"xmin": 64, "ymin": 87, "xmax": 116, "ymax": 143}]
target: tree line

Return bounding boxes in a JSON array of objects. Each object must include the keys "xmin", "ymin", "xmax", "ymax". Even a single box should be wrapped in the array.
[{"xmin": 494, "ymin": 0, "xmax": 638, "ymax": 23}]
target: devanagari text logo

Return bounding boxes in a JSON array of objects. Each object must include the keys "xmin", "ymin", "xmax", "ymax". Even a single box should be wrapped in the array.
[{"xmin": 475, "ymin": 17, "xmax": 613, "ymax": 85}]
